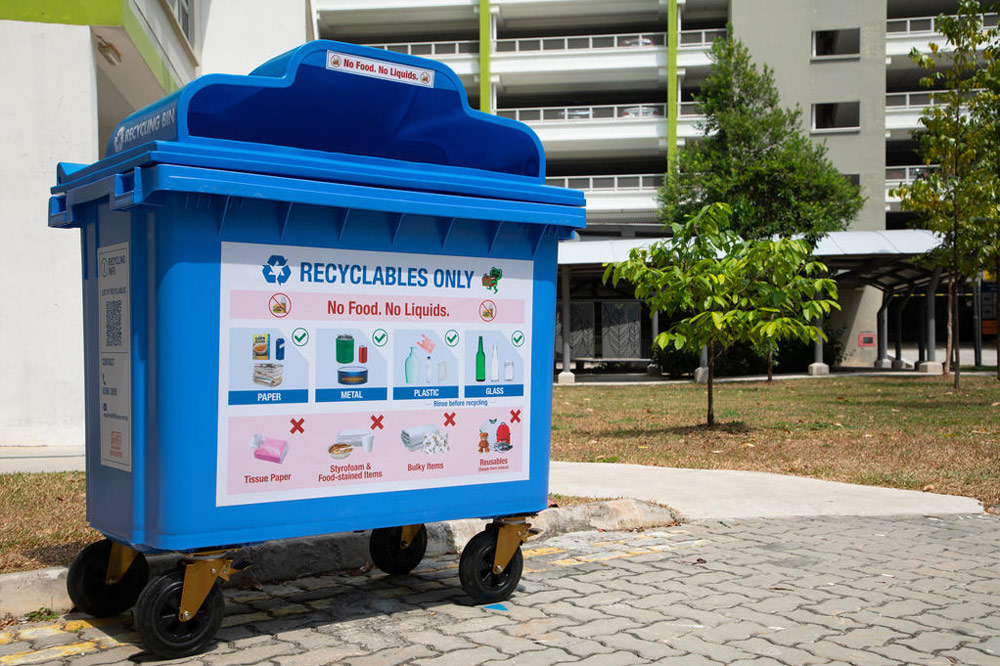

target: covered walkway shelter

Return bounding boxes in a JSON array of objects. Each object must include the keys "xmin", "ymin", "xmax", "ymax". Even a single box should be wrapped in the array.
[{"xmin": 555, "ymin": 229, "xmax": 947, "ymax": 383}]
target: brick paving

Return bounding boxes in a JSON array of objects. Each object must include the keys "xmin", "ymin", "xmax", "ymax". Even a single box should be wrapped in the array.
[{"xmin": 2, "ymin": 513, "xmax": 998, "ymax": 665}]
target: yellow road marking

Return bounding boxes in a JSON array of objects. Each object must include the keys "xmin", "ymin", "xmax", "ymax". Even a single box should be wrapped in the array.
[{"xmin": 0, "ymin": 641, "xmax": 100, "ymax": 665}]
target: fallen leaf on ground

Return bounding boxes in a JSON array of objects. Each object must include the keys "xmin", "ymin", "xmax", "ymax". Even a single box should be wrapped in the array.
[
  {"xmin": 922, "ymin": 484, "xmax": 935, "ymax": 492},
  {"xmin": 741, "ymin": 442, "xmax": 755, "ymax": 448}
]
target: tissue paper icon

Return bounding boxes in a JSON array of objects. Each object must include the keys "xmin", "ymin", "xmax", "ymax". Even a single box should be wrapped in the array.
[{"xmin": 250, "ymin": 433, "xmax": 288, "ymax": 463}]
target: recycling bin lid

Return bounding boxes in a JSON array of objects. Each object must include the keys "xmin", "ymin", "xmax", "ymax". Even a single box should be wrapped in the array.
[{"xmin": 52, "ymin": 40, "xmax": 585, "ymax": 215}]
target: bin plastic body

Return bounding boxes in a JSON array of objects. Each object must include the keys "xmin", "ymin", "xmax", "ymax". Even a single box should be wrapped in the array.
[{"xmin": 50, "ymin": 41, "xmax": 585, "ymax": 553}]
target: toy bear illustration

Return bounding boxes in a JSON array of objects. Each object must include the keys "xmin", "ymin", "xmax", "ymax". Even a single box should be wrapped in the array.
[{"xmin": 478, "ymin": 431, "xmax": 491, "ymax": 453}]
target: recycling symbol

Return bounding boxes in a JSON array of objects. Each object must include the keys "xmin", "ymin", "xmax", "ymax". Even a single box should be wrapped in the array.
[{"xmin": 262, "ymin": 255, "xmax": 291, "ymax": 285}]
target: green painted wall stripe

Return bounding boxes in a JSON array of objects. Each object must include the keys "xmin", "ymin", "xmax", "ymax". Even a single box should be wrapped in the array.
[
  {"xmin": 479, "ymin": 0, "xmax": 492, "ymax": 113},
  {"xmin": 121, "ymin": 3, "xmax": 179, "ymax": 93},
  {"xmin": 667, "ymin": 0, "xmax": 678, "ymax": 169},
  {"xmin": 0, "ymin": 0, "xmax": 121, "ymax": 25}
]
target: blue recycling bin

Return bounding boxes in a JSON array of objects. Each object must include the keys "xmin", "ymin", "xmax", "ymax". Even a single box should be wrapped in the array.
[{"xmin": 50, "ymin": 40, "xmax": 585, "ymax": 657}]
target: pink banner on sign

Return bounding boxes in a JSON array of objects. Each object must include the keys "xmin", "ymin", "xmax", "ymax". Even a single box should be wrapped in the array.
[
  {"xmin": 226, "ymin": 407, "xmax": 524, "ymax": 497},
  {"xmin": 230, "ymin": 291, "xmax": 524, "ymax": 325}
]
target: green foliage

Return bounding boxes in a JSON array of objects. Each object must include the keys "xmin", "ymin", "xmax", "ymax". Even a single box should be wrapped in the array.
[
  {"xmin": 605, "ymin": 202, "xmax": 840, "ymax": 424},
  {"xmin": 894, "ymin": 0, "xmax": 993, "ymax": 277},
  {"xmin": 663, "ymin": 27, "xmax": 864, "ymax": 241}
]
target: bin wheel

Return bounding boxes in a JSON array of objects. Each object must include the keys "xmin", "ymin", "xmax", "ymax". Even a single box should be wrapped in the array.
[
  {"xmin": 67, "ymin": 539, "xmax": 149, "ymax": 617},
  {"xmin": 369, "ymin": 525, "xmax": 428, "ymax": 575},
  {"xmin": 133, "ymin": 569, "xmax": 224, "ymax": 659},
  {"xmin": 458, "ymin": 530, "xmax": 523, "ymax": 604}
]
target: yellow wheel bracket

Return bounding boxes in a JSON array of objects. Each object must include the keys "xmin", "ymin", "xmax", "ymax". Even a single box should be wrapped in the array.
[
  {"xmin": 105, "ymin": 542, "xmax": 139, "ymax": 585},
  {"xmin": 492, "ymin": 517, "xmax": 532, "ymax": 574},
  {"xmin": 399, "ymin": 524, "xmax": 422, "ymax": 549},
  {"xmin": 178, "ymin": 556, "xmax": 237, "ymax": 622}
]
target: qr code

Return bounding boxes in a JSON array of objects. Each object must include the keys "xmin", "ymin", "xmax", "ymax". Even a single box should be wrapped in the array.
[{"xmin": 105, "ymin": 299, "xmax": 122, "ymax": 347}]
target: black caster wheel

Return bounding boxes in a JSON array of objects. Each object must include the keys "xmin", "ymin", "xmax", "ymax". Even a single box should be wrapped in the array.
[
  {"xmin": 458, "ymin": 529, "xmax": 523, "ymax": 604},
  {"xmin": 67, "ymin": 539, "xmax": 149, "ymax": 617},
  {"xmin": 133, "ymin": 569, "xmax": 224, "ymax": 658},
  {"xmin": 369, "ymin": 524, "xmax": 428, "ymax": 575}
]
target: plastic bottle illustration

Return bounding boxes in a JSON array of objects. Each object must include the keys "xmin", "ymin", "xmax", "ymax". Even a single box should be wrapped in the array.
[
  {"xmin": 424, "ymin": 355, "xmax": 433, "ymax": 384},
  {"xmin": 405, "ymin": 346, "xmax": 419, "ymax": 384},
  {"xmin": 490, "ymin": 344, "xmax": 499, "ymax": 382},
  {"xmin": 475, "ymin": 336, "xmax": 486, "ymax": 382}
]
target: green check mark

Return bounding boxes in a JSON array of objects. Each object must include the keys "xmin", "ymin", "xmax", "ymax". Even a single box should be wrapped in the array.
[
  {"xmin": 291, "ymin": 328, "xmax": 309, "ymax": 346},
  {"xmin": 511, "ymin": 330, "xmax": 525, "ymax": 347},
  {"xmin": 372, "ymin": 329, "xmax": 388, "ymax": 347},
  {"xmin": 445, "ymin": 330, "xmax": 459, "ymax": 347}
]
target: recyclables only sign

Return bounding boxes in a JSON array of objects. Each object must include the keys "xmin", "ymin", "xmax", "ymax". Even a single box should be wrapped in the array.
[
  {"xmin": 216, "ymin": 242, "xmax": 532, "ymax": 507},
  {"xmin": 326, "ymin": 51, "xmax": 435, "ymax": 88}
]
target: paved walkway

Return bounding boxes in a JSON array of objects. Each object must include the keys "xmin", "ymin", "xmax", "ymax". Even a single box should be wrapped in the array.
[
  {"xmin": 2, "ymin": 514, "xmax": 998, "ymax": 665},
  {"xmin": 550, "ymin": 462, "xmax": 984, "ymax": 520}
]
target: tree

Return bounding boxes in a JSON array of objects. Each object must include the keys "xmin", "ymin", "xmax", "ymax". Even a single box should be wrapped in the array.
[
  {"xmin": 663, "ymin": 27, "xmax": 864, "ymax": 242},
  {"xmin": 894, "ymin": 0, "xmax": 993, "ymax": 389},
  {"xmin": 974, "ymin": 17, "xmax": 1000, "ymax": 380},
  {"xmin": 605, "ymin": 203, "xmax": 839, "ymax": 426}
]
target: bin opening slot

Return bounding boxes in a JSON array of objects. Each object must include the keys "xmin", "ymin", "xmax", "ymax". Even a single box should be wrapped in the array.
[{"xmin": 185, "ymin": 56, "xmax": 541, "ymax": 178}]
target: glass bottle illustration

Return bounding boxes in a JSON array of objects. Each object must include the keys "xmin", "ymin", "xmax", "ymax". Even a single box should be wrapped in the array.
[
  {"xmin": 404, "ymin": 346, "xmax": 419, "ymax": 384},
  {"xmin": 490, "ymin": 344, "xmax": 499, "ymax": 382},
  {"xmin": 475, "ymin": 336, "xmax": 486, "ymax": 382}
]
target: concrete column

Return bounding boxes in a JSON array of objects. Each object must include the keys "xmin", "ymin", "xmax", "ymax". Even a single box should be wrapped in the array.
[
  {"xmin": 694, "ymin": 345, "xmax": 709, "ymax": 384},
  {"xmin": 809, "ymin": 318, "xmax": 829, "ymax": 375},
  {"xmin": 919, "ymin": 269, "xmax": 943, "ymax": 374},
  {"xmin": 557, "ymin": 266, "xmax": 574, "ymax": 384},
  {"xmin": 875, "ymin": 291, "xmax": 892, "ymax": 369},
  {"xmin": 892, "ymin": 291, "xmax": 913, "ymax": 369},
  {"xmin": 647, "ymin": 310, "xmax": 660, "ymax": 377},
  {"xmin": 974, "ymin": 276, "xmax": 983, "ymax": 367}
]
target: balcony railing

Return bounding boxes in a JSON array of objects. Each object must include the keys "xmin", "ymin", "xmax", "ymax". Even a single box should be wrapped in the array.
[
  {"xmin": 678, "ymin": 28, "xmax": 726, "ymax": 48},
  {"xmin": 495, "ymin": 32, "xmax": 665, "ymax": 54},
  {"xmin": 498, "ymin": 104, "xmax": 666, "ymax": 123},
  {"xmin": 545, "ymin": 174, "xmax": 662, "ymax": 192},
  {"xmin": 679, "ymin": 101, "xmax": 701, "ymax": 117},
  {"xmin": 364, "ymin": 39, "xmax": 478, "ymax": 57},
  {"xmin": 885, "ymin": 165, "xmax": 936, "ymax": 188},
  {"xmin": 886, "ymin": 13, "xmax": 997, "ymax": 35}
]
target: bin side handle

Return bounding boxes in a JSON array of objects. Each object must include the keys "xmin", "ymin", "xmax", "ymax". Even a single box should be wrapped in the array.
[
  {"xmin": 48, "ymin": 194, "xmax": 71, "ymax": 228},
  {"xmin": 110, "ymin": 167, "xmax": 143, "ymax": 211}
]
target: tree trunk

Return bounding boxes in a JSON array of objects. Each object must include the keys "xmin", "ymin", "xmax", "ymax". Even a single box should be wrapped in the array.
[
  {"xmin": 707, "ymin": 342, "xmax": 715, "ymax": 427},
  {"xmin": 767, "ymin": 348, "xmax": 774, "ymax": 382},
  {"xmin": 996, "ymin": 254, "xmax": 999, "ymax": 382},
  {"xmin": 954, "ymin": 276, "xmax": 962, "ymax": 391},
  {"xmin": 944, "ymin": 276, "xmax": 953, "ymax": 376}
]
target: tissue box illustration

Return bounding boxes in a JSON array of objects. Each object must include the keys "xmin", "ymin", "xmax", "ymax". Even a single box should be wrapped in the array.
[{"xmin": 250, "ymin": 433, "xmax": 288, "ymax": 463}]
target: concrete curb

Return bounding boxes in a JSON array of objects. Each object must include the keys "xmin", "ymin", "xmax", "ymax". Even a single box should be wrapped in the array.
[{"xmin": 0, "ymin": 499, "xmax": 680, "ymax": 618}]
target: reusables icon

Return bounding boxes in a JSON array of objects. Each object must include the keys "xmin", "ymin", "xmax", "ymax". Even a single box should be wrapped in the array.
[{"xmin": 262, "ymin": 255, "xmax": 291, "ymax": 284}]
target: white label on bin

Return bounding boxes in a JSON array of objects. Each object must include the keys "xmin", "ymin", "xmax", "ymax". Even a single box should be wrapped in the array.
[
  {"xmin": 97, "ymin": 242, "xmax": 131, "ymax": 472},
  {"xmin": 325, "ymin": 51, "xmax": 435, "ymax": 88},
  {"xmin": 216, "ymin": 242, "xmax": 533, "ymax": 507}
]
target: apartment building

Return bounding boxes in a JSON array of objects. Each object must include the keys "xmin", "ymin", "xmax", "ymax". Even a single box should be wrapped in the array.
[{"xmin": 316, "ymin": 0, "xmax": 991, "ymax": 368}]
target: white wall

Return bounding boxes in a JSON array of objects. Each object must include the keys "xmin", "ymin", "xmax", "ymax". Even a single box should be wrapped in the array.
[
  {"xmin": 0, "ymin": 21, "xmax": 98, "ymax": 446},
  {"xmin": 200, "ymin": 0, "xmax": 310, "ymax": 75}
]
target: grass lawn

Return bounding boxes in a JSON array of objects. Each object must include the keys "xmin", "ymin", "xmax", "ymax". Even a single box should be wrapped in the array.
[
  {"xmin": 1, "ymin": 374, "xmax": 998, "ymax": 575},
  {"xmin": 553, "ymin": 375, "xmax": 1000, "ymax": 508}
]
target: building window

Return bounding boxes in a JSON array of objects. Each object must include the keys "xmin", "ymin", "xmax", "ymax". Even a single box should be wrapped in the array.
[
  {"xmin": 842, "ymin": 173, "xmax": 860, "ymax": 187},
  {"xmin": 812, "ymin": 102, "xmax": 860, "ymax": 132},
  {"xmin": 164, "ymin": 0, "xmax": 195, "ymax": 46},
  {"xmin": 812, "ymin": 28, "xmax": 860, "ymax": 58}
]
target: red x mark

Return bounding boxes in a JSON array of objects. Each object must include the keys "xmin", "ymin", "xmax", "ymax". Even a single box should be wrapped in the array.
[
  {"xmin": 510, "ymin": 409, "xmax": 522, "ymax": 423},
  {"xmin": 443, "ymin": 412, "xmax": 456, "ymax": 427},
  {"xmin": 370, "ymin": 414, "xmax": 384, "ymax": 430},
  {"xmin": 290, "ymin": 418, "xmax": 305, "ymax": 434}
]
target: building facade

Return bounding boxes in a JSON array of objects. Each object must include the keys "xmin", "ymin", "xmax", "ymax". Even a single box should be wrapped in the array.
[
  {"xmin": 0, "ymin": 1, "xmax": 311, "ymax": 446},
  {"xmin": 316, "ymin": 0, "xmax": 984, "ymax": 368}
]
